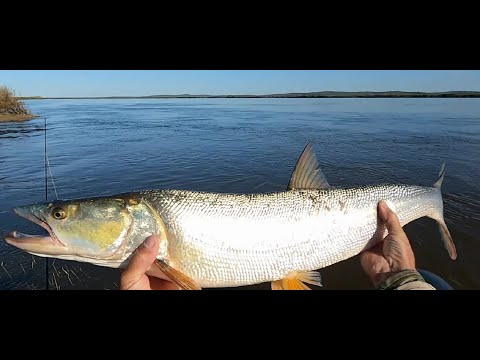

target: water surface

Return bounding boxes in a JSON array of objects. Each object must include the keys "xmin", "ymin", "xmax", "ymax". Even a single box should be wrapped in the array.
[{"xmin": 0, "ymin": 98, "xmax": 478, "ymax": 290}]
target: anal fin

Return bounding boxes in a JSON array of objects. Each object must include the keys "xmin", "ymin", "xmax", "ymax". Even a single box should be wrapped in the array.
[
  {"xmin": 155, "ymin": 260, "xmax": 202, "ymax": 290},
  {"xmin": 271, "ymin": 270, "xmax": 322, "ymax": 290}
]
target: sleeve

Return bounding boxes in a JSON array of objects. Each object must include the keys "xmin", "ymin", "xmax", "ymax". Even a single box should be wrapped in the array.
[
  {"xmin": 395, "ymin": 280, "xmax": 436, "ymax": 290},
  {"xmin": 376, "ymin": 269, "xmax": 436, "ymax": 290}
]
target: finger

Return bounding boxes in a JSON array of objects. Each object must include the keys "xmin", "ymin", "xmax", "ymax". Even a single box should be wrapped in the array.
[
  {"xmin": 378, "ymin": 201, "xmax": 404, "ymax": 236},
  {"xmin": 149, "ymin": 277, "xmax": 181, "ymax": 290},
  {"xmin": 359, "ymin": 245, "xmax": 390, "ymax": 287},
  {"xmin": 121, "ymin": 235, "xmax": 160, "ymax": 288},
  {"xmin": 359, "ymin": 243, "xmax": 383, "ymax": 270},
  {"xmin": 361, "ymin": 242, "xmax": 384, "ymax": 259}
]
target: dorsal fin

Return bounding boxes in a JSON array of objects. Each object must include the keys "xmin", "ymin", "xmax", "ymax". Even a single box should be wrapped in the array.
[
  {"xmin": 287, "ymin": 142, "xmax": 333, "ymax": 190},
  {"xmin": 433, "ymin": 162, "xmax": 446, "ymax": 190}
]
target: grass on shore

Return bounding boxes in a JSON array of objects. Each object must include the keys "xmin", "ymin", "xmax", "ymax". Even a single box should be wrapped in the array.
[{"xmin": 0, "ymin": 86, "xmax": 37, "ymax": 122}]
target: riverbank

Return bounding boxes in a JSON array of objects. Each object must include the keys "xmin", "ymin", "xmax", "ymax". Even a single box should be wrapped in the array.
[
  {"xmin": 0, "ymin": 86, "xmax": 37, "ymax": 122},
  {"xmin": 0, "ymin": 114, "xmax": 38, "ymax": 122}
]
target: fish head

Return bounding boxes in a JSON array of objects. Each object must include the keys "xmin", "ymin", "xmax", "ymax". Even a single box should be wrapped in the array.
[{"xmin": 5, "ymin": 194, "xmax": 161, "ymax": 267}]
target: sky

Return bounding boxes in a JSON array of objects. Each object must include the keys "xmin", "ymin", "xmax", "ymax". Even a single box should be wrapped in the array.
[{"xmin": 0, "ymin": 70, "xmax": 479, "ymax": 97}]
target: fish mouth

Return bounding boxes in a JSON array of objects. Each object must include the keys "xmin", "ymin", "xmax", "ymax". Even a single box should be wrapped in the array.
[
  {"xmin": 5, "ymin": 231, "xmax": 57, "ymax": 248},
  {"xmin": 4, "ymin": 207, "xmax": 67, "ymax": 254}
]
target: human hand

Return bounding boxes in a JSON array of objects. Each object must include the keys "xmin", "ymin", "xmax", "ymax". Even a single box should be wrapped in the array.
[
  {"xmin": 120, "ymin": 235, "xmax": 180, "ymax": 290},
  {"xmin": 360, "ymin": 201, "xmax": 417, "ymax": 288}
]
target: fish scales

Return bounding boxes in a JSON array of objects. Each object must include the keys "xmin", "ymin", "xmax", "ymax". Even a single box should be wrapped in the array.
[{"xmin": 141, "ymin": 184, "xmax": 441, "ymax": 288}]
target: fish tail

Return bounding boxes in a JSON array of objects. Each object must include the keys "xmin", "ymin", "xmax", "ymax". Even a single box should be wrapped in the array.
[{"xmin": 428, "ymin": 162, "xmax": 457, "ymax": 260}]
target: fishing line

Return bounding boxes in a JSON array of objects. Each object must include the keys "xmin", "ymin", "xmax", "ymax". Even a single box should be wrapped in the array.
[
  {"xmin": 44, "ymin": 117, "xmax": 49, "ymax": 290},
  {"xmin": 44, "ymin": 119, "xmax": 58, "ymax": 201},
  {"xmin": 44, "ymin": 117, "xmax": 62, "ymax": 289},
  {"xmin": 43, "ymin": 116, "xmax": 66, "ymax": 290},
  {"xmin": 46, "ymin": 154, "xmax": 58, "ymax": 200},
  {"xmin": 44, "ymin": 117, "xmax": 60, "ymax": 290}
]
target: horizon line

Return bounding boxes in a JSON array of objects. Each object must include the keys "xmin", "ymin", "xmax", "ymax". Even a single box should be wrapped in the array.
[{"xmin": 17, "ymin": 90, "xmax": 480, "ymax": 99}]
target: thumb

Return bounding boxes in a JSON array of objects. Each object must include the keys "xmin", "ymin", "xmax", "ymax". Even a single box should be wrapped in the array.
[
  {"xmin": 378, "ymin": 201, "xmax": 404, "ymax": 236},
  {"xmin": 121, "ymin": 235, "xmax": 160, "ymax": 287}
]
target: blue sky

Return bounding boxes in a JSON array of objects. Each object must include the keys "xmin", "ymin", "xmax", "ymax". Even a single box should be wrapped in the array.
[{"xmin": 0, "ymin": 70, "xmax": 479, "ymax": 97}]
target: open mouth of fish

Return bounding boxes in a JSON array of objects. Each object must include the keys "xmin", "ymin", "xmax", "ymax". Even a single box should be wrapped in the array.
[{"xmin": 5, "ymin": 209, "xmax": 66, "ymax": 251}]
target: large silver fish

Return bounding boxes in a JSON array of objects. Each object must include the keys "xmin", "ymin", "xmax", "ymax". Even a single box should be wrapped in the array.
[{"xmin": 4, "ymin": 143, "xmax": 456, "ymax": 290}]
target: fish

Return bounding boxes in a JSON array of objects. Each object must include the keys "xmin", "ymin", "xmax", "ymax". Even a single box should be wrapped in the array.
[{"xmin": 4, "ymin": 143, "xmax": 457, "ymax": 290}]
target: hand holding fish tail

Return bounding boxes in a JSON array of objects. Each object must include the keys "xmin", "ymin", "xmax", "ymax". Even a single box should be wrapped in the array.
[
  {"xmin": 360, "ymin": 201, "xmax": 435, "ymax": 290},
  {"xmin": 120, "ymin": 235, "xmax": 180, "ymax": 290}
]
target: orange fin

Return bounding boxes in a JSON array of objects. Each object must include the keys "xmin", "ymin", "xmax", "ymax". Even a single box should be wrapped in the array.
[
  {"xmin": 155, "ymin": 260, "xmax": 201, "ymax": 290},
  {"xmin": 271, "ymin": 270, "xmax": 322, "ymax": 290}
]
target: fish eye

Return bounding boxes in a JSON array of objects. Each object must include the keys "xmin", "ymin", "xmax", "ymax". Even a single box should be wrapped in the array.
[{"xmin": 52, "ymin": 207, "xmax": 66, "ymax": 220}]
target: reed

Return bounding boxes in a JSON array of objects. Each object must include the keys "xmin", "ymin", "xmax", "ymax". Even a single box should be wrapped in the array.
[{"xmin": 0, "ymin": 86, "xmax": 37, "ymax": 121}]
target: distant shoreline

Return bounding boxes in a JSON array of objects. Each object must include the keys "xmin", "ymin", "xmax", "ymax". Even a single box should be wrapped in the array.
[{"xmin": 17, "ymin": 91, "xmax": 480, "ymax": 100}]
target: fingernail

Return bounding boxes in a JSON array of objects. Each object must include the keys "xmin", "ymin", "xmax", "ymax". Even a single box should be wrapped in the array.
[
  {"xmin": 144, "ymin": 236, "xmax": 155, "ymax": 248},
  {"xmin": 378, "ymin": 201, "xmax": 387, "ymax": 221}
]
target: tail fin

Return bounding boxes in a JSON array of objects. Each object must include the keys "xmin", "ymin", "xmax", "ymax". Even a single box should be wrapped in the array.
[
  {"xmin": 429, "ymin": 162, "xmax": 457, "ymax": 260},
  {"xmin": 436, "ymin": 218, "xmax": 457, "ymax": 260}
]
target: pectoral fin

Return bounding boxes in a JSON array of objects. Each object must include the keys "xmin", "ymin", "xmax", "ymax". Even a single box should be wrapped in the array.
[
  {"xmin": 271, "ymin": 270, "xmax": 322, "ymax": 290},
  {"xmin": 154, "ymin": 260, "xmax": 202, "ymax": 290}
]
